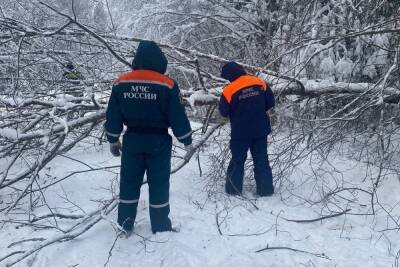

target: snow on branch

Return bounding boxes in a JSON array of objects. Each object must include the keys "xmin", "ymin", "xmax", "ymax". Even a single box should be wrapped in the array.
[{"xmin": 275, "ymin": 79, "xmax": 400, "ymax": 103}]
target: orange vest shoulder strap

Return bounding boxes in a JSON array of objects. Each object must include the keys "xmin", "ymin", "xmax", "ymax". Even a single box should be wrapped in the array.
[
  {"xmin": 113, "ymin": 71, "xmax": 131, "ymax": 84},
  {"xmin": 113, "ymin": 70, "xmax": 175, "ymax": 89},
  {"xmin": 222, "ymin": 75, "xmax": 266, "ymax": 103}
]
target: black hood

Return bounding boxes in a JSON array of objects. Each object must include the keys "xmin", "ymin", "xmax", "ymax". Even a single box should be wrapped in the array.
[
  {"xmin": 132, "ymin": 41, "xmax": 168, "ymax": 74},
  {"xmin": 221, "ymin": 61, "xmax": 247, "ymax": 82}
]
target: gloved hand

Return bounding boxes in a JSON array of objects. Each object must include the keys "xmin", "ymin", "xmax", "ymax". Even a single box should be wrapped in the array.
[
  {"xmin": 183, "ymin": 144, "xmax": 194, "ymax": 162},
  {"xmin": 110, "ymin": 141, "xmax": 122, "ymax": 157}
]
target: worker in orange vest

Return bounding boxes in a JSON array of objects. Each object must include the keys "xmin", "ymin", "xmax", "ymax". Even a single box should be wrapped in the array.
[
  {"xmin": 219, "ymin": 62, "xmax": 275, "ymax": 196},
  {"xmin": 105, "ymin": 41, "xmax": 192, "ymax": 234}
]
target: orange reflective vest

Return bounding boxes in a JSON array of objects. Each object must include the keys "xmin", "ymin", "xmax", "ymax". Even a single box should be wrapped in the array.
[
  {"xmin": 113, "ymin": 70, "xmax": 175, "ymax": 89},
  {"xmin": 222, "ymin": 75, "xmax": 267, "ymax": 104}
]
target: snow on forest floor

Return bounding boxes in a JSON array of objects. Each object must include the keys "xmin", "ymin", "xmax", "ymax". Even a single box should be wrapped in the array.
[{"xmin": 1, "ymin": 137, "xmax": 400, "ymax": 267}]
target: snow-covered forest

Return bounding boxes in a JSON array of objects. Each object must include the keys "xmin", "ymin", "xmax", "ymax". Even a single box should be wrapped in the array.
[{"xmin": 0, "ymin": 0, "xmax": 400, "ymax": 266}]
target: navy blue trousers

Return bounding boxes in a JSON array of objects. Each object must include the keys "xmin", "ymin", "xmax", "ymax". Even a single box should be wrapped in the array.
[
  {"xmin": 226, "ymin": 137, "xmax": 274, "ymax": 196},
  {"xmin": 117, "ymin": 134, "xmax": 172, "ymax": 233}
]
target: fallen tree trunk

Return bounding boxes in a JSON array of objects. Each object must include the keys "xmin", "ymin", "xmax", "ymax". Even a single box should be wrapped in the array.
[{"xmin": 275, "ymin": 79, "xmax": 400, "ymax": 103}]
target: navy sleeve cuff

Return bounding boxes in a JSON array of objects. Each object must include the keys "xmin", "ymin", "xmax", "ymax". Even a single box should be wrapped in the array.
[
  {"xmin": 107, "ymin": 135, "xmax": 119, "ymax": 143},
  {"xmin": 182, "ymin": 136, "xmax": 192, "ymax": 146}
]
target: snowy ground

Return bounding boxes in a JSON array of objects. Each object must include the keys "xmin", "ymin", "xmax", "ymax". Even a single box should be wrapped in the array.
[{"xmin": 1, "ymin": 137, "xmax": 400, "ymax": 267}]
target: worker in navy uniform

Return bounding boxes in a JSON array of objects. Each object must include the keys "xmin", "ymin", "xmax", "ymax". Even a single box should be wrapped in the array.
[
  {"xmin": 219, "ymin": 61, "xmax": 275, "ymax": 196},
  {"xmin": 63, "ymin": 62, "xmax": 84, "ymax": 98},
  {"xmin": 104, "ymin": 41, "xmax": 193, "ymax": 234}
]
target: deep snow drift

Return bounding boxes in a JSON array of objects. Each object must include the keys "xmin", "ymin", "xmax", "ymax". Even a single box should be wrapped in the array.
[{"xmin": 1, "ymin": 134, "xmax": 400, "ymax": 267}]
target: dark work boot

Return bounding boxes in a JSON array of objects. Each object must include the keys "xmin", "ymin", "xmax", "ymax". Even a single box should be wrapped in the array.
[
  {"xmin": 225, "ymin": 180, "xmax": 242, "ymax": 196},
  {"xmin": 150, "ymin": 206, "xmax": 172, "ymax": 234},
  {"xmin": 117, "ymin": 202, "xmax": 138, "ymax": 232},
  {"xmin": 257, "ymin": 186, "xmax": 274, "ymax": 197}
]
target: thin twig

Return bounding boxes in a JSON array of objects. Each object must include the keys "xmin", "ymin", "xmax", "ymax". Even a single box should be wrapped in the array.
[
  {"xmin": 255, "ymin": 245, "xmax": 330, "ymax": 260},
  {"xmin": 282, "ymin": 209, "xmax": 351, "ymax": 223}
]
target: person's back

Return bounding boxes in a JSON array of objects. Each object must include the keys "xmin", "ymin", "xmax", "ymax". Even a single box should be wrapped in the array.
[
  {"xmin": 105, "ymin": 41, "xmax": 192, "ymax": 234},
  {"xmin": 221, "ymin": 75, "xmax": 273, "ymax": 140},
  {"xmin": 219, "ymin": 62, "xmax": 275, "ymax": 196}
]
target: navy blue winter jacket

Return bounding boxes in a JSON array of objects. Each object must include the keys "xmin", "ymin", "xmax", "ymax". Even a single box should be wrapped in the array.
[
  {"xmin": 219, "ymin": 63, "xmax": 275, "ymax": 140},
  {"xmin": 104, "ymin": 41, "xmax": 192, "ymax": 145}
]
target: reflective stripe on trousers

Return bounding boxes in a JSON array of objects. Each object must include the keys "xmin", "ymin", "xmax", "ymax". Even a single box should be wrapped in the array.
[
  {"xmin": 149, "ymin": 202, "xmax": 169, "ymax": 208},
  {"xmin": 119, "ymin": 199, "xmax": 139, "ymax": 204}
]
